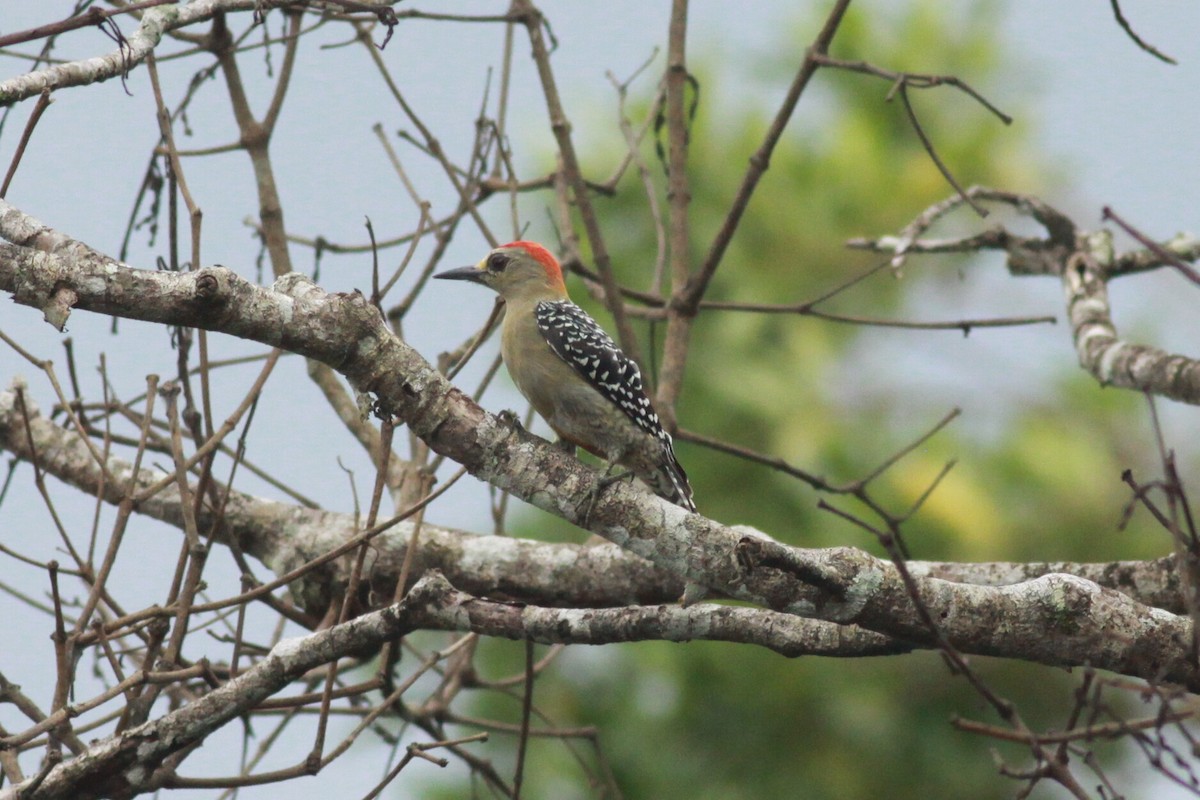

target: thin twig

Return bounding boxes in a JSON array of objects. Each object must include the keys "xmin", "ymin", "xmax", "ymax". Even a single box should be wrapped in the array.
[
  {"xmin": 1103, "ymin": 205, "xmax": 1200, "ymax": 288},
  {"xmin": 811, "ymin": 53, "xmax": 1012, "ymax": 123},
  {"xmin": 895, "ymin": 82, "xmax": 987, "ymax": 218},
  {"xmin": 0, "ymin": 89, "xmax": 53, "ymax": 198},
  {"xmin": 0, "ymin": 0, "xmax": 176, "ymax": 49},
  {"xmin": 512, "ymin": 639, "xmax": 535, "ymax": 799},
  {"xmin": 686, "ymin": 0, "xmax": 853, "ymax": 309},
  {"xmin": 1108, "ymin": 0, "xmax": 1177, "ymax": 64}
]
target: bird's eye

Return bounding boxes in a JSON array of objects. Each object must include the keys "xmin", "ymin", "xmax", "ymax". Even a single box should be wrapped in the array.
[{"xmin": 487, "ymin": 253, "xmax": 509, "ymax": 272}]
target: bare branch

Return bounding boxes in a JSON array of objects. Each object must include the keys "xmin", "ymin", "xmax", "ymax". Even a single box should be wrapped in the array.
[
  {"xmin": 685, "ymin": 0, "xmax": 853, "ymax": 309},
  {"xmin": 1108, "ymin": 0, "xmax": 1177, "ymax": 64},
  {"xmin": 0, "ymin": 213, "xmax": 1195, "ymax": 688}
]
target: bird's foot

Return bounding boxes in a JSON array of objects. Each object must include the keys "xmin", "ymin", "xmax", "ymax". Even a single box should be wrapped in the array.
[
  {"xmin": 496, "ymin": 409, "xmax": 524, "ymax": 431},
  {"xmin": 583, "ymin": 465, "xmax": 633, "ymax": 526}
]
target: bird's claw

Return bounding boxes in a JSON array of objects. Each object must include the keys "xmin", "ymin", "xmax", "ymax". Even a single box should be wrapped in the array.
[
  {"xmin": 582, "ymin": 466, "xmax": 632, "ymax": 526},
  {"xmin": 497, "ymin": 409, "xmax": 524, "ymax": 430}
]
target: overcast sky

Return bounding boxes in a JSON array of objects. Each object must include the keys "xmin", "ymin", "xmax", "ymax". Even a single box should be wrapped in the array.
[{"xmin": 1, "ymin": 3, "xmax": 1198, "ymax": 796}]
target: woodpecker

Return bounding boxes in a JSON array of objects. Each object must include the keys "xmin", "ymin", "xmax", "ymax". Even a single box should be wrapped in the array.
[{"xmin": 434, "ymin": 241, "xmax": 695, "ymax": 514}]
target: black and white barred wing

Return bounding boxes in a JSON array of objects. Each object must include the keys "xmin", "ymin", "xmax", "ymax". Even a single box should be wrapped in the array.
[
  {"xmin": 535, "ymin": 302, "xmax": 660, "ymax": 434},
  {"xmin": 535, "ymin": 300, "xmax": 695, "ymax": 511}
]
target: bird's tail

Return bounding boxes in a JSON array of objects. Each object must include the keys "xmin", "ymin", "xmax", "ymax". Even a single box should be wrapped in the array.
[
  {"xmin": 644, "ymin": 442, "xmax": 703, "ymax": 606},
  {"xmin": 645, "ymin": 444, "xmax": 695, "ymax": 512}
]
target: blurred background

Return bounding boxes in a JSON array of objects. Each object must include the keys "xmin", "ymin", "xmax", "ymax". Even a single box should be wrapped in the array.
[{"xmin": 1, "ymin": 2, "xmax": 1199, "ymax": 797}]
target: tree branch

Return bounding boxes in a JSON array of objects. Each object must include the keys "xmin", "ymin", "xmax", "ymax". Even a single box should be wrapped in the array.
[
  {"xmin": 0, "ymin": 1, "xmax": 294, "ymax": 107},
  {"xmin": 0, "ymin": 380, "xmax": 1186, "ymax": 614},
  {"xmin": 0, "ymin": 199, "xmax": 1195, "ymax": 688}
]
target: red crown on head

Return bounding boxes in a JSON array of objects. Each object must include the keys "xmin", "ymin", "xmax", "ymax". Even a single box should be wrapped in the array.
[{"xmin": 503, "ymin": 240, "xmax": 562, "ymax": 283}]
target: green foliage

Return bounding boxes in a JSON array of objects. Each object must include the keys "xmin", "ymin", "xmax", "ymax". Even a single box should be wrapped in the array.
[{"xmin": 459, "ymin": 3, "xmax": 1167, "ymax": 797}]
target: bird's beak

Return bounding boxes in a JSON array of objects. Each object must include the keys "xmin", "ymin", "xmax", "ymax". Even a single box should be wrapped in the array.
[{"xmin": 433, "ymin": 265, "xmax": 487, "ymax": 284}]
